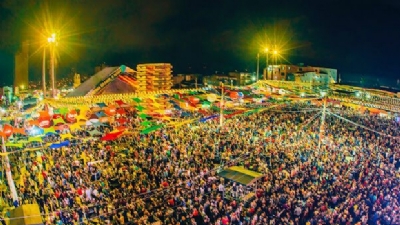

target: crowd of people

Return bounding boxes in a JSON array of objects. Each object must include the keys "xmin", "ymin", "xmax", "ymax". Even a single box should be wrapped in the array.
[{"xmin": 1, "ymin": 100, "xmax": 400, "ymax": 225}]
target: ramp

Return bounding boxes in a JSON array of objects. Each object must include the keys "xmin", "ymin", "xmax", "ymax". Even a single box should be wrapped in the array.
[{"xmin": 67, "ymin": 67, "xmax": 120, "ymax": 97}]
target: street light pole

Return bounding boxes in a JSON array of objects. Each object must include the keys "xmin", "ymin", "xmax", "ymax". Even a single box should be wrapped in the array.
[
  {"xmin": 264, "ymin": 48, "xmax": 269, "ymax": 80},
  {"xmin": 266, "ymin": 52, "xmax": 269, "ymax": 80},
  {"xmin": 42, "ymin": 48, "xmax": 46, "ymax": 97},
  {"xmin": 50, "ymin": 44, "xmax": 56, "ymax": 98},
  {"xmin": 220, "ymin": 82, "xmax": 224, "ymax": 127},
  {"xmin": 256, "ymin": 53, "xmax": 260, "ymax": 82},
  {"xmin": 272, "ymin": 50, "xmax": 278, "ymax": 80},
  {"xmin": 48, "ymin": 33, "xmax": 57, "ymax": 98}
]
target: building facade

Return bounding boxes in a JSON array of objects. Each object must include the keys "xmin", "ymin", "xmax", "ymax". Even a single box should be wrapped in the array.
[
  {"xmin": 136, "ymin": 63, "xmax": 173, "ymax": 91},
  {"xmin": 14, "ymin": 41, "xmax": 29, "ymax": 91},
  {"xmin": 203, "ymin": 72, "xmax": 255, "ymax": 87},
  {"xmin": 267, "ymin": 64, "xmax": 337, "ymax": 84}
]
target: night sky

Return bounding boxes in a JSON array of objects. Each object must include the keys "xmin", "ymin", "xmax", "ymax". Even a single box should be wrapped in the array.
[{"xmin": 0, "ymin": 0, "xmax": 399, "ymax": 85}]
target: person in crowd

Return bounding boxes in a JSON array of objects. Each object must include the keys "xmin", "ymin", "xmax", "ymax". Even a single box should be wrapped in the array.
[{"xmin": 1, "ymin": 101, "xmax": 399, "ymax": 225}]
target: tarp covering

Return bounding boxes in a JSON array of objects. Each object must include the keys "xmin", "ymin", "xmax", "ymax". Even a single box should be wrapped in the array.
[
  {"xmin": 95, "ymin": 111, "xmax": 107, "ymax": 118},
  {"xmin": 88, "ymin": 130, "xmax": 103, "ymax": 136},
  {"xmin": 218, "ymin": 166, "xmax": 264, "ymax": 186},
  {"xmin": 9, "ymin": 204, "xmax": 43, "ymax": 225},
  {"xmin": 50, "ymin": 140, "xmax": 70, "ymax": 149},
  {"xmin": 96, "ymin": 103, "xmax": 107, "ymax": 108},
  {"xmin": 5, "ymin": 143, "xmax": 24, "ymax": 148},
  {"xmin": 136, "ymin": 105, "xmax": 145, "ymax": 111},
  {"xmin": 200, "ymin": 115, "xmax": 218, "ymax": 122},
  {"xmin": 101, "ymin": 130, "xmax": 124, "ymax": 141},
  {"xmin": 140, "ymin": 125, "xmax": 162, "ymax": 134},
  {"xmin": 133, "ymin": 98, "xmax": 141, "ymax": 103},
  {"xmin": 43, "ymin": 127, "xmax": 57, "ymax": 134}
]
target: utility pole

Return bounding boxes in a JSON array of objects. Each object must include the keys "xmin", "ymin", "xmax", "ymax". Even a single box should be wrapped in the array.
[{"xmin": 220, "ymin": 82, "xmax": 224, "ymax": 127}]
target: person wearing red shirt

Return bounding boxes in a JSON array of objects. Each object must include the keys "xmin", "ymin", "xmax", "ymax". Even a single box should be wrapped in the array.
[
  {"xmin": 168, "ymin": 198, "xmax": 174, "ymax": 206},
  {"xmin": 77, "ymin": 187, "xmax": 83, "ymax": 196},
  {"xmin": 221, "ymin": 216, "xmax": 229, "ymax": 225}
]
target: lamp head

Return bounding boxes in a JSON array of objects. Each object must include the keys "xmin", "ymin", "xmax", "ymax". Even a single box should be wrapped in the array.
[{"xmin": 48, "ymin": 33, "xmax": 56, "ymax": 43}]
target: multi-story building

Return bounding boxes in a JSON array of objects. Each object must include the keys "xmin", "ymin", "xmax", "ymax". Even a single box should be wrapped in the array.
[
  {"xmin": 14, "ymin": 41, "xmax": 29, "ymax": 93},
  {"xmin": 203, "ymin": 72, "xmax": 256, "ymax": 87},
  {"xmin": 267, "ymin": 64, "xmax": 337, "ymax": 84},
  {"xmin": 136, "ymin": 63, "xmax": 173, "ymax": 91}
]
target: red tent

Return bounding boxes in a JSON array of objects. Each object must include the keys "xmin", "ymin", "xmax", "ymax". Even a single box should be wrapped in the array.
[{"xmin": 100, "ymin": 130, "xmax": 124, "ymax": 141}]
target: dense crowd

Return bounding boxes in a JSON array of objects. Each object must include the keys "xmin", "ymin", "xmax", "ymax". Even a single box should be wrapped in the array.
[
  {"xmin": 331, "ymin": 94, "xmax": 400, "ymax": 113},
  {"xmin": 2, "ymin": 102, "xmax": 400, "ymax": 225}
]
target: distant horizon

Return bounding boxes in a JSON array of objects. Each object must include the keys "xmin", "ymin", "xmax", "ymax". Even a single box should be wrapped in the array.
[{"xmin": 1, "ymin": 61, "xmax": 397, "ymax": 88}]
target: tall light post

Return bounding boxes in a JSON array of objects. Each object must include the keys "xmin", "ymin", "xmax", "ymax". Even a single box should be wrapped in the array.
[
  {"xmin": 264, "ymin": 48, "xmax": 269, "ymax": 80},
  {"xmin": 256, "ymin": 53, "xmax": 260, "ymax": 82},
  {"xmin": 219, "ymin": 82, "xmax": 224, "ymax": 127},
  {"xmin": 47, "ymin": 33, "xmax": 57, "ymax": 98},
  {"xmin": 42, "ymin": 47, "xmax": 46, "ymax": 97},
  {"xmin": 272, "ymin": 50, "xmax": 278, "ymax": 80}
]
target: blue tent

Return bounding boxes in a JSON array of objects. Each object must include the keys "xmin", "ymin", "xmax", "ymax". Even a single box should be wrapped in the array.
[
  {"xmin": 95, "ymin": 111, "xmax": 107, "ymax": 118},
  {"xmin": 50, "ymin": 140, "xmax": 70, "ymax": 149},
  {"xmin": 200, "ymin": 115, "xmax": 218, "ymax": 122},
  {"xmin": 173, "ymin": 105, "xmax": 182, "ymax": 110},
  {"xmin": 181, "ymin": 112, "xmax": 191, "ymax": 117},
  {"xmin": 96, "ymin": 103, "xmax": 107, "ymax": 108}
]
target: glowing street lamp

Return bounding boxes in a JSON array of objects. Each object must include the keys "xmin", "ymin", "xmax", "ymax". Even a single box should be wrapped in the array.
[
  {"xmin": 262, "ymin": 47, "xmax": 279, "ymax": 80},
  {"xmin": 264, "ymin": 48, "xmax": 269, "ymax": 80},
  {"xmin": 47, "ymin": 33, "xmax": 56, "ymax": 43},
  {"xmin": 266, "ymin": 49, "xmax": 279, "ymax": 80},
  {"xmin": 47, "ymin": 33, "xmax": 57, "ymax": 98}
]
